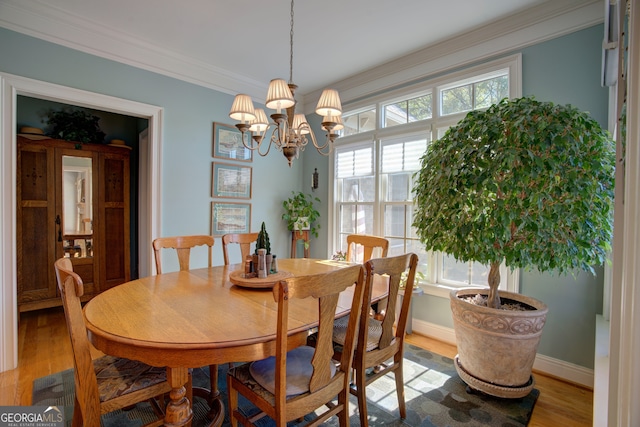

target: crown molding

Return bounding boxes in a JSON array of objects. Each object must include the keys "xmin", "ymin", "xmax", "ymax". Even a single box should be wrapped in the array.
[
  {"xmin": 0, "ymin": 1, "xmax": 268, "ymax": 100},
  {"xmin": 302, "ymin": 0, "xmax": 603, "ymax": 113},
  {"xmin": 0, "ymin": 0, "xmax": 602, "ymax": 112}
]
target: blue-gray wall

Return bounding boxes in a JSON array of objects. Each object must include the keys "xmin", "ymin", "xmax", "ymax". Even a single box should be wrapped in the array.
[
  {"xmin": 1, "ymin": 26, "xmax": 316, "ymax": 271},
  {"xmin": 1, "ymin": 23, "xmax": 608, "ymax": 369}
]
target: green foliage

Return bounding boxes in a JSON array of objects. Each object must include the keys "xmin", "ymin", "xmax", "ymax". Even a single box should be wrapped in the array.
[
  {"xmin": 45, "ymin": 108, "xmax": 106, "ymax": 146},
  {"xmin": 282, "ymin": 191, "xmax": 321, "ymax": 239},
  {"xmin": 413, "ymin": 96, "xmax": 615, "ymax": 289},
  {"xmin": 255, "ymin": 222, "xmax": 271, "ymax": 255}
]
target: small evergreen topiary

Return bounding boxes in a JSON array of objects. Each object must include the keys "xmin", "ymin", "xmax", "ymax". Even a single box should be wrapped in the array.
[{"xmin": 255, "ymin": 222, "xmax": 271, "ymax": 255}]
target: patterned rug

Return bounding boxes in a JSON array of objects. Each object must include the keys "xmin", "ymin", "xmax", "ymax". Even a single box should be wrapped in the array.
[{"xmin": 32, "ymin": 343, "xmax": 539, "ymax": 426}]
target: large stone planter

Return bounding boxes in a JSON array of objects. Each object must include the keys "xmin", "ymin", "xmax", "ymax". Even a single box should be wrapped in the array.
[{"xmin": 450, "ymin": 288, "xmax": 548, "ymax": 398}]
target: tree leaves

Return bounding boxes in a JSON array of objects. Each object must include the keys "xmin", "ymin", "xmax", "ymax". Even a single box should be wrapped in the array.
[{"xmin": 412, "ymin": 96, "xmax": 615, "ymax": 290}]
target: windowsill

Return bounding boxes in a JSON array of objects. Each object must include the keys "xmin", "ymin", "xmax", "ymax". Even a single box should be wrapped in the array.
[{"xmin": 419, "ymin": 283, "xmax": 486, "ymax": 299}]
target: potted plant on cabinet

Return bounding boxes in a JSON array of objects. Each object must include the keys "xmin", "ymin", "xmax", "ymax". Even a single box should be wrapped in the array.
[
  {"xmin": 45, "ymin": 108, "xmax": 106, "ymax": 148},
  {"xmin": 413, "ymin": 96, "xmax": 615, "ymax": 398},
  {"xmin": 282, "ymin": 191, "xmax": 321, "ymax": 247}
]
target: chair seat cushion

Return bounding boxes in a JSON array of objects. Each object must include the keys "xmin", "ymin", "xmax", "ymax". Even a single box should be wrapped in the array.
[
  {"xmin": 94, "ymin": 355, "xmax": 167, "ymax": 401},
  {"xmin": 248, "ymin": 346, "xmax": 336, "ymax": 397},
  {"xmin": 333, "ymin": 315, "xmax": 382, "ymax": 352}
]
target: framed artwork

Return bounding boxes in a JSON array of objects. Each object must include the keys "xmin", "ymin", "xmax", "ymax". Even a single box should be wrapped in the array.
[
  {"xmin": 212, "ymin": 122, "xmax": 252, "ymax": 162},
  {"xmin": 211, "ymin": 202, "xmax": 251, "ymax": 235},
  {"xmin": 212, "ymin": 162, "xmax": 252, "ymax": 199}
]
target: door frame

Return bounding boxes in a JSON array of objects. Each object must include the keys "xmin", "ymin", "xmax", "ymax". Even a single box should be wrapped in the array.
[{"xmin": 0, "ymin": 72, "xmax": 163, "ymax": 371}]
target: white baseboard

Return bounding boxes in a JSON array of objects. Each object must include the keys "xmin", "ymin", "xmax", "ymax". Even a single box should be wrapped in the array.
[{"xmin": 411, "ymin": 318, "xmax": 594, "ymax": 389}]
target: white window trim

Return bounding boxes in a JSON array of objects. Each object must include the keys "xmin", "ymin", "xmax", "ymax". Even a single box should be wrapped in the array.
[{"xmin": 330, "ymin": 54, "xmax": 523, "ymax": 295}]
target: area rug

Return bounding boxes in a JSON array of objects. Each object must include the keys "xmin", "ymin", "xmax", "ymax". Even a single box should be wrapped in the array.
[{"xmin": 32, "ymin": 343, "xmax": 539, "ymax": 426}]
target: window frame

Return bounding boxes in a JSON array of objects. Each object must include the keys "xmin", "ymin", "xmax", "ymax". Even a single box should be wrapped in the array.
[{"xmin": 329, "ymin": 54, "xmax": 522, "ymax": 298}]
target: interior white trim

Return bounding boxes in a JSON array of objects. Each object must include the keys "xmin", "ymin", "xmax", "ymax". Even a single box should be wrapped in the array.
[
  {"xmin": 611, "ymin": 1, "xmax": 640, "ymax": 424},
  {"xmin": 411, "ymin": 318, "xmax": 594, "ymax": 389},
  {"xmin": 303, "ymin": 0, "xmax": 602, "ymax": 111},
  {"xmin": 0, "ymin": 0, "xmax": 601, "ymax": 111},
  {"xmin": 0, "ymin": 72, "xmax": 162, "ymax": 372},
  {"xmin": 0, "ymin": 1, "xmax": 267, "ymax": 102}
]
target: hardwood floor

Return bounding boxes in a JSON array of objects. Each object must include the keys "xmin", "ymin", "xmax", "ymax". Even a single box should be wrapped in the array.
[{"xmin": 0, "ymin": 307, "xmax": 593, "ymax": 426}]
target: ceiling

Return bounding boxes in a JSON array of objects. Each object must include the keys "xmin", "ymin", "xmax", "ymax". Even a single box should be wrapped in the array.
[{"xmin": 0, "ymin": 0, "xmax": 603, "ymax": 107}]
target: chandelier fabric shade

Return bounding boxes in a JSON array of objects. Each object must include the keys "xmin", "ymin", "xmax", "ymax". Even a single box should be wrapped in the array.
[
  {"xmin": 249, "ymin": 109, "xmax": 269, "ymax": 133},
  {"xmin": 229, "ymin": 94, "xmax": 256, "ymax": 123},
  {"xmin": 315, "ymin": 89, "xmax": 342, "ymax": 117},
  {"xmin": 227, "ymin": 0, "xmax": 342, "ymax": 167},
  {"xmin": 265, "ymin": 79, "xmax": 295, "ymax": 112}
]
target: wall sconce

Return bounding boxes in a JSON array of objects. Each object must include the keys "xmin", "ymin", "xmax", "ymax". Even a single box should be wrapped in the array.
[{"xmin": 311, "ymin": 168, "xmax": 319, "ymax": 191}]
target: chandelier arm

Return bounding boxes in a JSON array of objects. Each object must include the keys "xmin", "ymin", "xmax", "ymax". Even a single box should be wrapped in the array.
[
  {"xmin": 241, "ymin": 132, "xmax": 259, "ymax": 150},
  {"xmin": 240, "ymin": 126, "xmax": 276, "ymax": 157},
  {"xmin": 300, "ymin": 123, "xmax": 332, "ymax": 155}
]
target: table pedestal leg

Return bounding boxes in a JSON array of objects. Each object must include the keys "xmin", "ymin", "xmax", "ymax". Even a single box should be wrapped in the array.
[
  {"xmin": 165, "ymin": 367, "xmax": 193, "ymax": 426},
  {"xmin": 207, "ymin": 365, "xmax": 224, "ymax": 427}
]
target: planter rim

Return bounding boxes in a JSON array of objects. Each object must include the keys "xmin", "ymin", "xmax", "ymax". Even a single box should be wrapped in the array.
[{"xmin": 450, "ymin": 287, "xmax": 548, "ymax": 315}]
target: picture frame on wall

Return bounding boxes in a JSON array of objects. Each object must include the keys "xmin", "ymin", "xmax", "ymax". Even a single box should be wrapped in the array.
[
  {"xmin": 212, "ymin": 122, "xmax": 252, "ymax": 162},
  {"xmin": 212, "ymin": 162, "xmax": 252, "ymax": 199},
  {"xmin": 211, "ymin": 202, "xmax": 251, "ymax": 235}
]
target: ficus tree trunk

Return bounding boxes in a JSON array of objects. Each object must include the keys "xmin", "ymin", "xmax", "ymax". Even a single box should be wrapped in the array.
[{"xmin": 487, "ymin": 261, "xmax": 501, "ymax": 309}]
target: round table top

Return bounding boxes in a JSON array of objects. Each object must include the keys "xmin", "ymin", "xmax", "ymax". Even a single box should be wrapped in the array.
[{"xmin": 83, "ymin": 258, "xmax": 383, "ymax": 367}]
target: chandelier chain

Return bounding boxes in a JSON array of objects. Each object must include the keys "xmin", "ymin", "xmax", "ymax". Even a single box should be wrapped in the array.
[{"xmin": 289, "ymin": 0, "xmax": 294, "ymax": 84}]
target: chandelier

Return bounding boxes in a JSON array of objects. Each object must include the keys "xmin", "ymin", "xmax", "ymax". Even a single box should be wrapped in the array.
[{"xmin": 228, "ymin": 0, "xmax": 343, "ymax": 167}]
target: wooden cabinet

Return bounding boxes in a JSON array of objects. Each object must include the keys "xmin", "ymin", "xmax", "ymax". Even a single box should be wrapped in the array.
[{"xmin": 17, "ymin": 136, "xmax": 130, "ymax": 312}]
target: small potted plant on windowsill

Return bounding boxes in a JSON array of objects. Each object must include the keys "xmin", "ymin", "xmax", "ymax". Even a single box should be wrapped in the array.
[{"xmin": 282, "ymin": 191, "xmax": 321, "ymax": 247}]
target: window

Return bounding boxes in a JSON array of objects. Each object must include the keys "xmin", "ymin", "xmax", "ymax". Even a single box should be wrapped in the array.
[
  {"xmin": 335, "ymin": 144, "xmax": 375, "ymax": 250},
  {"xmin": 331, "ymin": 55, "xmax": 521, "ymax": 297},
  {"xmin": 440, "ymin": 71, "xmax": 509, "ymax": 116},
  {"xmin": 341, "ymin": 107, "xmax": 376, "ymax": 137},
  {"xmin": 383, "ymin": 93, "xmax": 433, "ymax": 127},
  {"xmin": 381, "ymin": 136, "xmax": 429, "ymax": 265}
]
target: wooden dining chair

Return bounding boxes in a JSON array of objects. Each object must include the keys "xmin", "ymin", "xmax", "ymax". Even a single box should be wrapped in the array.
[
  {"xmin": 152, "ymin": 235, "xmax": 214, "ymax": 274},
  {"xmin": 152, "ymin": 235, "xmax": 217, "ymax": 408},
  {"xmin": 332, "ymin": 253, "xmax": 419, "ymax": 427},
  {"xmin": 54, "ymin": 257, "xmax": 173, "ymax": 427},
  {"xmin": 346, "ymin": 234, "xmax": 389, "ymax": 263},
  {"xmin": 346, "ymin": 234, "xmax": 390, "ymax": 317},
  {"xmin": 222, "ymin": 232, "xmax": 259, "ymax": 265},
  {"xmin": 227, "ymin": 264, "xmax": 366, "ymax": 427}
]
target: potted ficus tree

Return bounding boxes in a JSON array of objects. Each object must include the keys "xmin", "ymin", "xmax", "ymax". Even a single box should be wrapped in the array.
[
  {"xmin": 282, "ymin": 191, "xmax": 321, "ymax": 248},
  {"xmin": 413, "ymin": 96, "xmax": 615, "ymax": 398}
]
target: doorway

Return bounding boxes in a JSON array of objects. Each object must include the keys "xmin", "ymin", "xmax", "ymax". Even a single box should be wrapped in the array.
[{"xmin": 0, "ymin": 72, "xmax": 163, "ymax": 372}]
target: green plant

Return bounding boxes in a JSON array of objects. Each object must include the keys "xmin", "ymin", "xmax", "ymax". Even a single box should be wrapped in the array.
[
  {"xmin": 45, "ymin": 108, "xmax": 106, "ymax": 147},
  {"xmin": 413, "ymin": 96, "xmax": 615, "ymax": 309},
  {"xmin": 255, "ymin": 222, "xmax": 271, "ymax": 255},
  {"xmin": 400, "ymin": 270, "xmax": 424, "ymax": 290},
  {"xmin": 282, "ymin": 191, "xmax": 321, "ymax": 239},
  {"xmin": 331, "ymin": 250, "xmax": 347, "ymax": 261}
]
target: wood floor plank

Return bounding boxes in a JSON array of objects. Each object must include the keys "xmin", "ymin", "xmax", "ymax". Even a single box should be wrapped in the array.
[{"xmin": 0, "ymin": 307, "xmax": 593, "ymax": 427}]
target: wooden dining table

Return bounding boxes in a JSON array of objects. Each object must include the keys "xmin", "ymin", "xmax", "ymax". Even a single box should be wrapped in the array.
[{"xmin": 83, "ymin": 258, "xmax": 388, "ymax": 427}]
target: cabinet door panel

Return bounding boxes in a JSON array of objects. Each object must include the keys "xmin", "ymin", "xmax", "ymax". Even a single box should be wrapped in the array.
[
  {"xmin": 100, "ymin": 153, "xmax": 130, "ymax": 289},
  {"xmin": 17, "ymin": 143, "xmax": 56, "ymax": 305}
]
